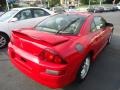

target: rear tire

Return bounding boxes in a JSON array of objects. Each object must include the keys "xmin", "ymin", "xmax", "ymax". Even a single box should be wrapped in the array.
[
  {"xmin": 76, "ymin": 55, "xmax": 91, "ymax": 82},
  {"xmin": 0, "ymin": 33, "xmax": 9, "ymax": 49}
]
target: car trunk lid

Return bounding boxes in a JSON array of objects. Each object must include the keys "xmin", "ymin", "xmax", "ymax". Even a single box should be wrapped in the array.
[{"xmin": 11, "ymin": 30, "xmax": 69, "ymax": 54}]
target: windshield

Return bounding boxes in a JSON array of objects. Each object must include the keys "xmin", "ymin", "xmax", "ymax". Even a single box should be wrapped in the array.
[
  {"xmin": 35, "ymin": 14, "xmax": 86, "ymax": 34},
  {"xmin": 0, "ymin": 10, "xmax": 18, "ymax": 22}
]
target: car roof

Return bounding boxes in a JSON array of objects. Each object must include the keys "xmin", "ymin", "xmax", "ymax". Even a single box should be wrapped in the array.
[
  {"xmin": 11, "ymin": 7, "xmax": 54, "ymax": 15},
  {"xmin": 66, "ymin": 12, "xmax": 92, "ymax": 17},
  {"xmin": 12, "ymin": 7, "xmax": 41, "ymax": 11}
]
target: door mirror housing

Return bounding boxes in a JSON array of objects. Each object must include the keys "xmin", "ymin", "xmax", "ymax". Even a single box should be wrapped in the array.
[
  {"xmin": 106, "ymin": 23, "xmax": 113, "ymax": 27},
  {"xmin": 106, "ymin": 23, "xmax": 114, "ymax": 30},
  {"xmin": 10, "ymin": 18, "xmax": 18, "ymax": 22}
]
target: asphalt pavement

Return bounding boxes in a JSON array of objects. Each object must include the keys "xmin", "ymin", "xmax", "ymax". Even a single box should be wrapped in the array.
[{"xmin": 0, "ymin": 11, "xmax": 120, "ymax": 90}]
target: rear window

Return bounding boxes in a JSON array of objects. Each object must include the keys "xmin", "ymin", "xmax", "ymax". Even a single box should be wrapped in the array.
[{"xmin": 35, "ymin": 14, "xmax": 86, "ymax": 34}]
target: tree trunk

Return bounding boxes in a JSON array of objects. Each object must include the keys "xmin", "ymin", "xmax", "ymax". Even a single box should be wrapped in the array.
[{"xmin": 113, "ymin": 0, "xmax": 116, "ymax": 5}]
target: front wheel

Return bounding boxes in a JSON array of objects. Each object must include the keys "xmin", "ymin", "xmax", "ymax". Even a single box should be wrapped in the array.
[
  {"xmin": 77, "ymin": 55, "xmax": 91, "ymax": 81},
  {"xmin": 0, "ymin": 33, "xmax": 9, "ymax": 49},
  {"xmin": 107, "ymin": 33, "xmax": 113, "ymax": 44}
]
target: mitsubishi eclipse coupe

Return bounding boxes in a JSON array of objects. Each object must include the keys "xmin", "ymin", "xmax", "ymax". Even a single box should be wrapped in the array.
[{"xmin": 8, "ymin": 12, "xmax": 113, "ymax": 88}]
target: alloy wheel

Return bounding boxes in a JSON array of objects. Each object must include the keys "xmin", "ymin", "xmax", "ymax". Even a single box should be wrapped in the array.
[
  {"xmin": 0, "ymin": 35, "xmax": 7, "ymax": 48},
  {"xmin": 80, "ymin": 56, "xmax": 90, "ymax": 79}
]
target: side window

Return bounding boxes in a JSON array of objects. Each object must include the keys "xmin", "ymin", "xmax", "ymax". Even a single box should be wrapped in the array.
[
  {"xmin": 94, "ymin": 16, "xmax": 102, "ymax": 27},
  {"xmin": 94, "ymin": 16, "xmax": 106, "ymax": 29},
  {"xmin": 91, "ymin": 21, "xmax": 97, "ymax": 32},
  {"xmin": 33, "ymin": 9, "xmax": 50, "ymax": 18},
  {"xmin": 101, "ymin": 18, "xmax": 106, "ymax": 27},
  {"xmin": 15, "ymin": 9, "xmax": 32, "ymax": 20}
]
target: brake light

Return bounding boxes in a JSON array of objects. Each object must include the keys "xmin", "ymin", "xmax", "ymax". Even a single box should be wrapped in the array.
[
  {"xmin": 40, "ymin": 49, "xmax": 66, "ymax": 64},
  {"xmin": 44, "ymin": 51, "xmax": 54, "ymax": 62},
  {"xmin": 54, "ymin": 56, "xmax": 62, "ymax": 64}
]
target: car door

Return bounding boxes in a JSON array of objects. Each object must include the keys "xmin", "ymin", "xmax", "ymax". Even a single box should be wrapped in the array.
[
  {"xmin": 90, "ymin": 16, "xmax": 106, "ymax": 55},
  {"xmin": 94, "ymin": 16, "xmax": 109, "ymax": 47},
  {"xmin": 8, "ymin": 9, "xmax": 35, "ymax": 31},
  {"xmin": 98, "ymin": 17, "xmax": 112, "ymax": 45}
]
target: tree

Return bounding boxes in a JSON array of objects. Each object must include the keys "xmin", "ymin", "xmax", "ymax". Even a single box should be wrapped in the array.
[
  {"xmin": 81, "ymin": 0, "xmax": 89, "ymax": 4},
  {"xmin": 105, "ymin": 0, "xmax": 119, "ymax": 4},
  {"xmin": 81, "ymin": 0, "xmax": 99, "ymax": 5},
  {"xmin": 0, "ymin": 0, "xmax": 6, "ymax": 10},
  {"xmin": 48, "ymin": 0, "xmax": 60, "ymax": 7},
  {"xmin": 0, "ymin": 0, "xmax": 6, "ymax": 6}
]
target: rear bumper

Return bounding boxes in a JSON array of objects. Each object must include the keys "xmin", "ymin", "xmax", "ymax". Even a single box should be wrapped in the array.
[{"xmin": 8, "ymin": 42, "xmax": 70, "ymax": 88}]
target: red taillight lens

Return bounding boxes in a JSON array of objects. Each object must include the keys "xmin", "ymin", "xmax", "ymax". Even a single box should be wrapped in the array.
[
  {"xmin": 40, "ymin": 49, "xmax": 66, "ymax": 64},
  {"xmin": 54, "ymin": 56, "xmax": 62, "ymax": 64},
  {"xmin": 44, "ymin": 51, "xmax": 54, "ymax": 62}
]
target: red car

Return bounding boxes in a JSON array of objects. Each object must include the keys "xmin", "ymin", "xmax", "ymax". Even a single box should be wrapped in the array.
[{"xmin": 8, "ymin": 12, "xmax": 113, "ymax": 88}]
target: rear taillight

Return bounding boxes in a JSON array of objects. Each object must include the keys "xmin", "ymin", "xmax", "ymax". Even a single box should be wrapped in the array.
[{"xmin": 40, "ymin": 49, "xmax": 66, "ymax": 64}]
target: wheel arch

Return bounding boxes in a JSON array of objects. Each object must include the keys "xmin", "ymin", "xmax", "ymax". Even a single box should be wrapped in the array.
[
  {"xmin": 87, "ymin": 50, "xmax": 94, "ymax": 61},
  {"xmin": 0, "ymin": 31, "xmax": 10, "ymax": 41},
  {"xmin": 0, "ymin": 31, "xmax": 10, "ymax": 38}
]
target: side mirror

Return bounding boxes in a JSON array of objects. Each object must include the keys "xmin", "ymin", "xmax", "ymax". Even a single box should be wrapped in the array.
[
  {"xmin": 106, "ymin": 23, "xmax": 113, "ymax": 27},
  {"xmin": 10, "ymin": 18, "xmax": 18, "ymax": 22},
  {"xmin": 106, "ymin": 23, "xmax": 114, "ymax": 30}
]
